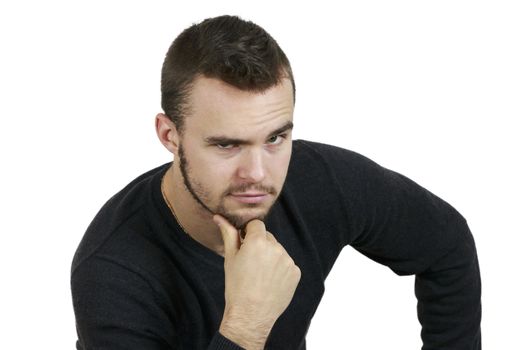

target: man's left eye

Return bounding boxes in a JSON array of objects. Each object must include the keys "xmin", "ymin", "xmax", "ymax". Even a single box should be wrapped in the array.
[{"xmin": 267, "ymin": 135, "xmax": 284, "ymax": 145}]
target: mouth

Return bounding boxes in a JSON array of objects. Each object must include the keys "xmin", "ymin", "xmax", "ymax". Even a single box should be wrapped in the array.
[{"xmin": 229, "ymin": 192, "xmax": 270, "ymax": 204}]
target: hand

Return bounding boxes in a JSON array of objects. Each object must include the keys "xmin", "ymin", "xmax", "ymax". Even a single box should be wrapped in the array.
[{"xmin": 214, "ymin": 215, "xmax": 301, "ymax": 350}]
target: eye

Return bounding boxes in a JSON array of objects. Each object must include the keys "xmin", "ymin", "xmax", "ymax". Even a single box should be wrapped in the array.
[
  {"xmin": 216, "ymin": 143, "xmax": 236, "ymax": 150},
  {"xmin": 267, "ymin": 134, "xmax": 286, "ymax": 145}
]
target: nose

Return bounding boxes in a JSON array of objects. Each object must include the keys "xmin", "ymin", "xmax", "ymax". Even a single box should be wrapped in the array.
[{"xmin": 236, "ymin": 148, "xmax": 266, "ymax": 183}]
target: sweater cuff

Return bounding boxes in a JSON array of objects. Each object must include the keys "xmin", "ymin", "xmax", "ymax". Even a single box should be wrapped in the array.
[{"xmin": 208, "ymin": 331, "xmax": 246, "ymax": 350}]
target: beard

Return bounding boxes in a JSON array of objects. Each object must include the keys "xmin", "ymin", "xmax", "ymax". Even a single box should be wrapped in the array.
[{"xmin": 178, "ymin": 144, "xmax": 278, "ymax": 230}]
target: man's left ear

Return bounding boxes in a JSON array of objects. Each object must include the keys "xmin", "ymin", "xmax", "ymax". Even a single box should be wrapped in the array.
[{"xmin": 155, "ymin": 113, "xmax": 180, "ymax": 154}]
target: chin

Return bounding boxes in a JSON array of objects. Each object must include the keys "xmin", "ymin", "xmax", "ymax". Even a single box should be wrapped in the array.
[{"xmin": 221, "ymin": 208, "xmax": 269, "ymax": 230}]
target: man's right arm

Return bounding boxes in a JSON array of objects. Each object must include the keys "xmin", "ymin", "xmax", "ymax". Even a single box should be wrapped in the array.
[
  {"xmin": 71, "ymin": 255, "xmax": 246, "ymax": 350},
  {"xmin": 213, "ymin": 215, "xmax": 302, "ymax": 350},
  {"xmin": 71, "ymin": 217, "xmax": 300, "ymax": 350}
]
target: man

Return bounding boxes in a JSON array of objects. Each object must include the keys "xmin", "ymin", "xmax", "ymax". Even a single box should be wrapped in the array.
[{"xmin": 71, "ymin": 15, "xmax": 481, "ymax": 349}]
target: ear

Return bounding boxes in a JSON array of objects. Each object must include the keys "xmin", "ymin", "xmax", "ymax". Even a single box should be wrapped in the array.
[{"xmin": 155, "ymin": 113, "xmax": 180, "ymax": 154}]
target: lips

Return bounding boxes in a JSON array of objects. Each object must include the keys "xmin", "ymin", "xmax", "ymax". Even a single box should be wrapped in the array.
[
  {"xmin": 229, "ymin": 192, "xmax": 269, "ymax": 204},
  {"xmin": 230, "ymin": 192, "xmax": 267, "ymax": 197}
]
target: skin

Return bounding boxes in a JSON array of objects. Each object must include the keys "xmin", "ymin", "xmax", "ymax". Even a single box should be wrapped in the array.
[
  {"xmin": 215, "ymin": 215, "xmax": 301, "ymax": 349},
  {"xmin": 156, "ymin": 75, "xmax": 295, "ymax": 257},
  {"xmin": 156, "ymin": 75, "xmax": 301, "ymax": 349}
]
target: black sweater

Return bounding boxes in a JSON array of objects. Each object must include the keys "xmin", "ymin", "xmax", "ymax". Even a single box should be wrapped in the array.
[{"xmin": 71, "ymin": 140, "xmax": 481, "ymax": 349}]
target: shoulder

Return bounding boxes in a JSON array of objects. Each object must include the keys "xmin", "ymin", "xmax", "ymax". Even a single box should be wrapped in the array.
[
  {"xmin": 282, "ymin": 140, "xmax": 377, "ymax": 235},
  {"xmin": 291, "ymin": 139, "xmax": 365, "ymax": 163},
  {"xmin": 290, "ymin": 139, "xmax": 382, "ymax": 176},
  {"xmin": 71, "ymin": 163, "xmax": 171, "ymax": 276},
  {"xmin": 289, "ymin": 139, "xmax": 430, "ymax": 193},
  {"xmin": 288, "ymin": 139, "xmax": 384, "ymax": 193}
]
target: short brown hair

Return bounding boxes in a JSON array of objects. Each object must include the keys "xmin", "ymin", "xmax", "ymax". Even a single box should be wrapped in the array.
[{"xmin": 161, "ymin": 15, "xmax": 295, "ymax": 132}]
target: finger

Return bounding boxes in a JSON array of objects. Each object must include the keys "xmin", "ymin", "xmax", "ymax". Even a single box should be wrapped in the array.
[
  {"xmin": 266, "ymin": 231, "xmax": 278, "ymax": 243},
  {"xmin": 213, "ymin": 215, "xmax": 240, "ymax": 259},
  {"xmin": 244, "ymin": 220, "xmax": 267, "ymax": 241}
]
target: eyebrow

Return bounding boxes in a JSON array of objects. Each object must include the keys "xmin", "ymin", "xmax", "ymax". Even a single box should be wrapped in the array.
[{"xmin": 204, "ymin": 121, "xmax": 294, "ymax": 145}]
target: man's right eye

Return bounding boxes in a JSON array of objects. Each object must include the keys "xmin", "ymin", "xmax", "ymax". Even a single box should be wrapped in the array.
[{"xmin": 216, "ymin": 143, "xmax": 235, "ymax": 150}]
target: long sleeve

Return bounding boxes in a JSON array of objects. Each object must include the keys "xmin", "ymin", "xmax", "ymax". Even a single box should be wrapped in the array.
[
  {"xmin": 297, "ymin": 140, "xmax": 482, "ymax": 348},
  {"xmin": 349, "ymin": 152, "xmax": 482, "ymax": 348},
  {"xmin": 71, "ymin": 255, "xmax": 245, "ymax": 350},
  {"xmin": 415, "ymin": 220, "xmax": 481, "ymax": 349}
]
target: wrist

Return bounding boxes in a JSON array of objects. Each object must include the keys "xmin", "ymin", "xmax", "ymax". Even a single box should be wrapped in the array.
[{"xmin": 219, "ymin": 310, "xmax": 273, "ymax": 350}]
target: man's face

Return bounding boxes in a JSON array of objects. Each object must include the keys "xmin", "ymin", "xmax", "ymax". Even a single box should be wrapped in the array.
[{"xmin": 176, "ymin": 76, "xmax": 294, "ymax": 229}]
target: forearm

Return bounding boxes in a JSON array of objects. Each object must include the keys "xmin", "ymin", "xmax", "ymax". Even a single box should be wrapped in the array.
[{"xmin": 416, "ymin": 219, "xmax": 482, "ymax": 349}]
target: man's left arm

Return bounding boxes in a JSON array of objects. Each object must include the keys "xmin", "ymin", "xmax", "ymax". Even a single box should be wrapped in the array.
[
  {"xmin": 310, "ymin": 142, "xmax": 482, "ymax": 349},
  {"xmin": 414, "ymin": 217, "xmax": 481, "ymax": 349}
]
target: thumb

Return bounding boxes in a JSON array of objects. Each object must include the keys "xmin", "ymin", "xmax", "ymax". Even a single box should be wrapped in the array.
[{"xmin": 213, "ymin": 214, "xmax": 240, "ymax": 259}]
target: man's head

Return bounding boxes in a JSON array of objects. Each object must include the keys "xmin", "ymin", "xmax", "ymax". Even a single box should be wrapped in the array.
[
  {"xmin": 160, "ymin": 15, "xmax": 295, "ymax": 132},
  {"xmin": 157, "ymin": 16, "xmax": 295, "ymax": 230}
]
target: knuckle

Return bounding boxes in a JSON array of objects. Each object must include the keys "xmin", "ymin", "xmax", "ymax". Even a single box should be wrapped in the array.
[
  {"xmin": 246, "ymin": 219, "xmax": 265, "ymax": 232},
  {"xmin": 293, "ymin": 265, "xmax": 302, "ymax": 279},
  {"xmin": 276, "ymin": 244, "xmax": 289, "ymax": 259},
  {"xmin": 284, "ymin": 255, "xmax": 295, "ymax": 266}
]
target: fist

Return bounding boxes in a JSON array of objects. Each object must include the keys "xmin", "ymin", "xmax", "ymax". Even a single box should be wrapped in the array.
[{"xmin": 214, "ymin": 215, "xmax": 302, "ymax": 328}]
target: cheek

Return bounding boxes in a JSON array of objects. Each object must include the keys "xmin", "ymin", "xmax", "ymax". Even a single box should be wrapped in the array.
[
  {"xmin": 268, "ymin": 150, "xmax": 292, "ymax": 181},
  {"xmin": 193, "ymin": 156, "xmax": 235, "ymax": 190}
]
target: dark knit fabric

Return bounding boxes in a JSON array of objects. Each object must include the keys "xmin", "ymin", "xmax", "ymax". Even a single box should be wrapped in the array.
[{"xmin": 71, "ymin": 139, "xmax": 481, "ymax": 349}]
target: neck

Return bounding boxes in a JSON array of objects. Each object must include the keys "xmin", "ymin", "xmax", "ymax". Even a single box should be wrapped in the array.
[{"xmin": 162, "ymin": 164, "xmax": 225, "ymax": 257}]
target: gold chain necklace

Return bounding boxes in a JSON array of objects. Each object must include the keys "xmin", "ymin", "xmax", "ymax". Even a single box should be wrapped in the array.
[{"xmin": 161, "ymin": 172, "xmax": 190, "ymax": 236}]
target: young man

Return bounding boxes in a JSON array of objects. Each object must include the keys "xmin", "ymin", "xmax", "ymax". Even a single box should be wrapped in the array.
[{"xmin": 71, "ymin": 15, "xmax": 481, "ymax": 349}]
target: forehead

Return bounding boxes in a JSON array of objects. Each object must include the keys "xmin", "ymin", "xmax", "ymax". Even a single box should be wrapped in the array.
[{"xmin": 185, "ymin": 76, "xmax": 294, "ymax": 136}]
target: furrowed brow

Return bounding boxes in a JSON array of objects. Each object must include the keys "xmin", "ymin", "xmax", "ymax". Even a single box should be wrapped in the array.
[
  {"xmin": 204, "ymin": 136, "xmax": 250, "ymax": 145},
  {"xmin": 268, "ymin": 121, "xmax": 294, "ymax": 138},
  {"xmin": 204, "ymin": 121, "xmax": 294, "ymax": 145}
]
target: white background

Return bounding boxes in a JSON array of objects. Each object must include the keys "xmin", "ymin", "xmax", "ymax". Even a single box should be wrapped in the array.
[{"xmin": 1, "ymin": 1, "xmax": 523, "ymax": 348}]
